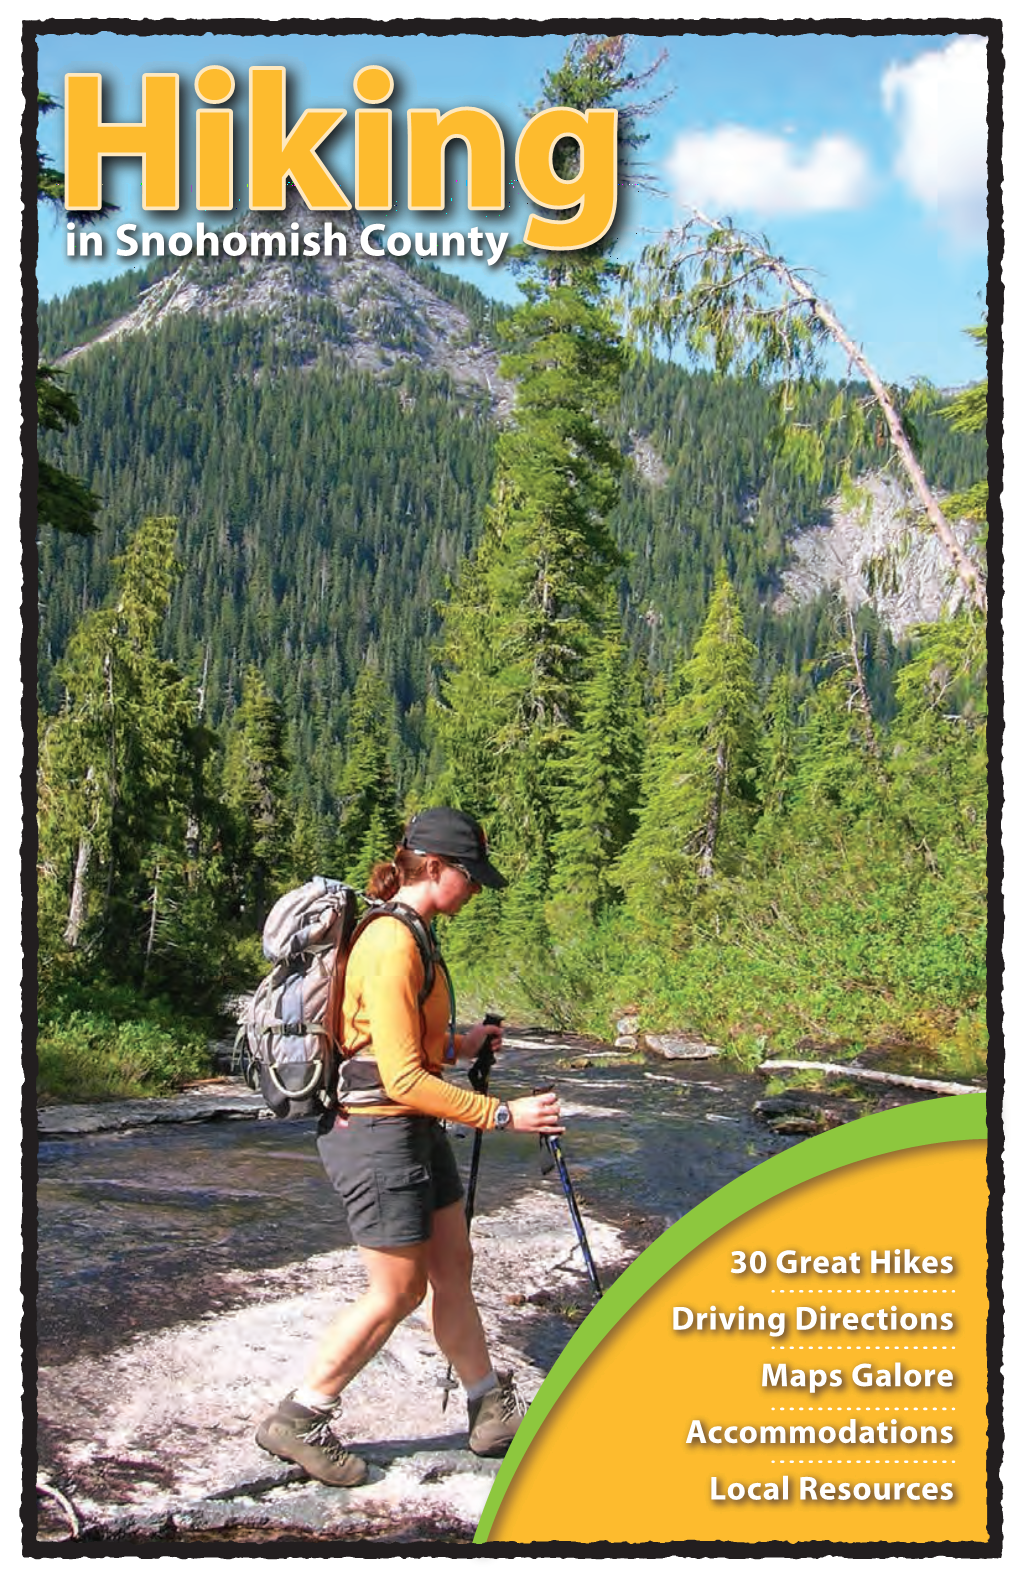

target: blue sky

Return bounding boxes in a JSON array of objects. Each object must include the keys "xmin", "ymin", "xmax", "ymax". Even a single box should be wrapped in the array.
[{"xmin": 34, "ymin": 26, "xmax": 990, "ymax": 388}]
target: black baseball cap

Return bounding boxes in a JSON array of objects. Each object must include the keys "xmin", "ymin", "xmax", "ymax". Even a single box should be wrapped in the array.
[{"xmin": 401, "ymin": 808, "xmax": 507, "ymax": 890}]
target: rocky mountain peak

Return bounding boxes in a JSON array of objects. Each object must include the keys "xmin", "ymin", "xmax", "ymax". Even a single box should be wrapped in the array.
[
  {"xmin": 274, "ymin": 182, "xmax": 363, "ymax": 238},
  {"xmin": 61, "ymin": 194, "xmax": 510, "ymax": 409}
]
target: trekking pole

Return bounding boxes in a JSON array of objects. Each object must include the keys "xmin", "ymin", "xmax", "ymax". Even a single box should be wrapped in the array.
[
  {"xmin": 464, "ymin": 1013, "xmax": 502, "ymax": 1231},
  {"xmin": 535, "ymin": 1084, "xmax": 603, "ymax": 1298},
  {"xmin": 440, "ymin": 1012, "xmax": 502, "ymax": 1412}
]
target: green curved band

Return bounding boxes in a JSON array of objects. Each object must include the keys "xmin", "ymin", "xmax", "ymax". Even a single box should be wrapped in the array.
[{"xmin": 475, "ymin": 1092, "xmax": 986, "ymax": 1542}]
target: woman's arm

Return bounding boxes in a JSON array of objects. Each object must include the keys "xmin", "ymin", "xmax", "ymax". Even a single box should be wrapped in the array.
[{"xmin": 354, "ymin": 920, "xmax": 499, "ymax": 1127}]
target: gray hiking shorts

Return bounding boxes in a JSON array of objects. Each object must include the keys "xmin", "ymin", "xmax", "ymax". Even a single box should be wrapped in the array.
[{"xmin": 316, "ymin": 1112, "xmax": 464, "ymax": 1248}]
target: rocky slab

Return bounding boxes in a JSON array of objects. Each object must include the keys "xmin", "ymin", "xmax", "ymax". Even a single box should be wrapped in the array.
[{"xmin": 36, "ymin": 1192, "xmax": 625, "ymax": 1544}]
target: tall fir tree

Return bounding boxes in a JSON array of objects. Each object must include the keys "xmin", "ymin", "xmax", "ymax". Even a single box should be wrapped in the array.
[
  {"xmin": 547, "ymin": 607, "xmax": 646, "ymax": 920},
  {"xmin": 757, "ymin": 671, "xmax": 798, "ymax": 824},
  {"xmin": 887, "ymin": 612, "xmax": 986, "ymax": 863},
  {"xmin": 430, "ymin": 35, "xmax": 663, "ymax": 947},
  {"xmin": 222, "ymin": 668, "xmax": 293, "ymax": 925},
  {"xmin": 616, "ymin": 570, "xmax": 759, "ymax": 925},
  {"xmin": 431, "ymin": 296, "xmax": 626, "ymax": 950},
  {"xmin": 38, "ymin": 516, "xmax": 207, "ymax": 975},
  {"xmin": 332, "ymin": 664, "xmax": 404, "ymax": 888}
]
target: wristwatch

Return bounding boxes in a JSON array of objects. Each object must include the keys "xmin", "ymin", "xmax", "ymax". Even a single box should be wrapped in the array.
[{"xmin": 494, "ymin": 1101, "xmax": 512, "ymax": 1131}]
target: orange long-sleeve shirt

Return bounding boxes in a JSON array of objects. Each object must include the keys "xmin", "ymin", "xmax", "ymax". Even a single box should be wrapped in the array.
[{"xmin": 334, "ymin": 914, "xmax": 498, "ymax": 1129}]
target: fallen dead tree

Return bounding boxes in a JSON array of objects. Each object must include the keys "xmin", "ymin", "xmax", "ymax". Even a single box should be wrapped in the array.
[{"xmin": 757, "ymin": 1060, "xmax": 983, "ymax": 1099}]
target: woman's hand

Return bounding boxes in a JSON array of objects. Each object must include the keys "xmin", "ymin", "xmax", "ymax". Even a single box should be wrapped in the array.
[
  {"xmin": 461, "ymin": 1021, "xmax": 503, "ymax": 1060},
  {"xmin": 507, "ymin": 1091, "xmax": 564, "ymax": 1135}
]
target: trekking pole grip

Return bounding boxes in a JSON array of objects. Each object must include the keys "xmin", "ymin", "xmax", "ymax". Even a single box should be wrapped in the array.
[
  {"xmin": 533, "ymin": 1082, "xmax": 555, "ymax": 1168},
  {"xmin": 468, "ymin": 1011, "xmax": 503, "ymax": 1094}
]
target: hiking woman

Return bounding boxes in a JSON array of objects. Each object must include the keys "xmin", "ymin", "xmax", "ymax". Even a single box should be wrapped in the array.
[{"xmin": 255, "ymin": 808, "xmax": 563, "ymax": 1486}]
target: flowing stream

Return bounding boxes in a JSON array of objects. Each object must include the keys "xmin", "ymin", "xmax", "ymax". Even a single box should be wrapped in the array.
[
  {"xmin": 36, "ymin": 1033, "xmax": 794, "ymax": 1370},
  {"xmin": 35, "ymin": 1031, "xmax": 817, "ymax": 1545}
]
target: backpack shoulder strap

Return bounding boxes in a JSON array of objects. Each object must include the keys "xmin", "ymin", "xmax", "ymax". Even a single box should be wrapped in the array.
[
  {"xmin": 370, "ymin": 903, "xmax": 456, "ymax": 1063},
  {"xmin": 337, "ymin": 902, "xmax": 459, "ymax": 1087},
  {"xmin": 358, "ymin": 901, "xmax": 436, "ymax": 1006},
  {"xmin": 342, "ymin": 901, "xmax": 436, "ymax": 1001}
]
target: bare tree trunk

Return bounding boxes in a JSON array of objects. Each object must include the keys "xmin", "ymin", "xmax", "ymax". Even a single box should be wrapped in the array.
[
  {"xmin": 196, "ymin": 642, "xmax": 210, "ymax": 720},
  {"xmin": 102, "ymin": 649, "xmax": 117, "ymax": 922},
  {"xmin": 63, "ymin": 836, "xmax": 91, "ymax": 949},
  {"xmin": 807, "ymin": 289, "xmax": 986, "ymax": 613},
  {"xmin": 143, "ymin": 863, "xmax": 160, "ymax": 979},
  {"xmin": 758, "ymin": 1059, "xmax": 983, "ymax": 1097},
  {"xmin": 843, "ymin": 603, "xmax": 881, "ymax": 759},
  {"xmin": 64, "ymin": 764, "xmax": 98, "ymax": 948},
  {"xmin": 688, "ymin": 211, "xmax": 988, "ymax": 615},
  {"xmin": 697, "ymin": 739, "xmax": 728, "ymax": 881}
]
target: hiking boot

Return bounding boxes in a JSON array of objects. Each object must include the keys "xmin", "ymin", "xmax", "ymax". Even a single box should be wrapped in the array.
[
  {"xmin": 467, "ymin": 1371, "xmax": 527, "ymax": 1458},
  {"xmin": 255, "ymin": 1393, "xmax": 367, "ymax": 1487}
]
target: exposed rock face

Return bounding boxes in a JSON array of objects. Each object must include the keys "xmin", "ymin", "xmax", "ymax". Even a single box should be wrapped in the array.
[
  {"xmin": 38, "ymin": 1082, "xmax": 263, "ymax": 1134},
  {"xmin": 774, "ymin": 472, "xmax": 979, "ymax": 639},
  {"xmin": 626, "ymin": 432, "xmax": 669, "ymax": 488},
  {"xmin": 61, "ymin": 190, "xmax": 511, "ymax": 411}
]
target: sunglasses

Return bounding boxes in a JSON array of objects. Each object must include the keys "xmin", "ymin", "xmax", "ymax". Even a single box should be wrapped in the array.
[{"xmin": 448, "ymin": 861, "xmax": 480, "ymax": 887}]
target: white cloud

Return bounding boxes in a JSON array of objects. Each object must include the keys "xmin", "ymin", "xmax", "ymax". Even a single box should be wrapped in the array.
[
  {"xmin": 882, "ymin": 35, "xmax": 988, "ymax": 242},
  {"xmin": 665, "ymin": 125, "xmax": 871, "ymax": 218}
]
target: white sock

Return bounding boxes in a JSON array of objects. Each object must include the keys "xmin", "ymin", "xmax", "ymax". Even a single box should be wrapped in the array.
[
  {"xmin": 465, "ymin": 1370, "xmax": 499, "ymax": 1402},
  {"xmin": 293, "ymin": 1385, "xmax": 340, "ymax": 1412}
]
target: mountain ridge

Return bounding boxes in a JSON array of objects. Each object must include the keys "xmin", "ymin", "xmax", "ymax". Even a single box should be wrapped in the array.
[
  {"xmin": 58, "ymin": 192, "xmax": 513, "ymax": 411},
  {"xmin": 37, "ymin": 237, "xmax": 985, "ymax": 807}
]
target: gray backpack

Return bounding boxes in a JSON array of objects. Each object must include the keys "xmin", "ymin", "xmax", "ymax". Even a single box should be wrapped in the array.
[{"xmin": 235, "ymin": 877, "xmax": 434, "ymax": 1119}]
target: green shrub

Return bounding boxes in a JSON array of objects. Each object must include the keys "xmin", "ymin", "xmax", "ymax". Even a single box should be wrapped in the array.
[{"xmin": 36, "ymin": 981, "xmax": 215, "ymax": 1103}]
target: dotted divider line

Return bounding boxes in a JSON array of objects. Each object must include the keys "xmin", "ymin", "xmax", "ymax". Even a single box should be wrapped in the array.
[
  {"xmin": 768, "ymin": 1406, "xmax": 956, "ymax": 1412},
  {"xmin": 770, "ymin": 1460, "xmax": 956, "ymax": 1467},
  {"xmin": 768, "ymin": 1345, "xmax": 955, "ymax": 1351},
  {"xmin": 770, "ymin": 1288, "xmax": 957, "ymax": 1293}
]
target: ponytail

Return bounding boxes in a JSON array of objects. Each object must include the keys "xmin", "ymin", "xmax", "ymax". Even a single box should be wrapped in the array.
[
  {"xmin": 367, "ymin": 846, "xmax": 431, "ymax": 900},
  {"xmin": 367, "ymin": 860, "xmax": 400, "ymax": 901}
]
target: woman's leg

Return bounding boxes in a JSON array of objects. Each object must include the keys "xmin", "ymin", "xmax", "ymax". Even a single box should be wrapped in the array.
[
  {"xmin": 425, "ymin": 1199, "xmax": 491, "ymax": 1387},
  {"xmin": 425, "ymin": 1200, "xmax": 525, "ymax": 1457},
  {"xmin": 304, "ymin": 1242, "xmax": 429, "ymax": 1395}
]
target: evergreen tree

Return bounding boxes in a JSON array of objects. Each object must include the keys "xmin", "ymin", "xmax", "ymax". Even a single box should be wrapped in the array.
[
  {"xmin": 38, "ymin": 517, "xmax": 204, "ymax": 971},
  {"xmin": 887, "ymin": 612, "xmax": 986, "ymax": 859},
  {"xmin": 885, "ymin": 614, "xmax": 987, "ymax": 1000},
  {"xmin": 288, "ymin": 803, "xmax": 333, "ymax": 885},
  {"xmin": 432, "ymin": 36, "xmax": 655, "ymax": 911},
  {"xmin": 547, "ymin": 609, "xmax": 645, "ymax": 919},
  {"xmin": 527, "ymin": 33, "xmax": 668, "ymax": 197},
  {"xmin": 940, "ymin": 325, "xmax": 988, "ymax": 533},
  {"xmin": 617, "ymin": 571, "xmax": 759, "ymax": 924},
  {"xmin": 223, "ymin": 668, "xmax": 293, "ymax": 924},
  {"xmin": 36, "ymin": 93, "xmax": 103, "ymax": 537},
  {"xmin": 788, "ymin": 599, "xmax": 891, "ymax": 823},
  {"xmin": 432, "ymin": 272, "xmax": 627, "ymax": 925},
  {"xmin": 788, "ymin": 673, "xmax": 880, "ymax": 820},
  {"xmin": 37, "ymin": 366, "xmax": 102, "ymax": 537},
  {"xmin": 332, "ymin": 664, "xmax": 403, "ymax": 888},
  {"xmin": 758, "ymin": 672, "xmax": 798, "ymax": 823}
]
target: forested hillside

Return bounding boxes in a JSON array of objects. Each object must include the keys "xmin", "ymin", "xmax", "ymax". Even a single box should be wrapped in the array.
[
  {"xmin": 36, "ymin": 172, "xmax": 987, "ymax": 1102},
  {"xmin": 39, "ymin": 320, "xmax": 497, "ymax": 812},
  {"xmin": 37, "ymin": 256, "xmax": 982, "ymax": 812}
]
